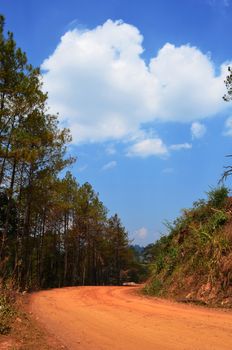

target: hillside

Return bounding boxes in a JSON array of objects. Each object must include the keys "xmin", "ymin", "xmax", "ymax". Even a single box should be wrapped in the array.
[{"xmin": 145, "ymin": 187, "xmax": 232, "ymax": 307}]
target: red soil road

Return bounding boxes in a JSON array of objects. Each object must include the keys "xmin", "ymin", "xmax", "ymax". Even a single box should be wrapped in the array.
[{"xmin": 29, "ymin": 286, "xmax": 232, "ymax": 350}]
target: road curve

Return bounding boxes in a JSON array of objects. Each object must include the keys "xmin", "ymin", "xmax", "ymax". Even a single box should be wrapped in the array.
[{"xmin": 29, "ymin": 286, "xmax": 232, "ymax": 350}]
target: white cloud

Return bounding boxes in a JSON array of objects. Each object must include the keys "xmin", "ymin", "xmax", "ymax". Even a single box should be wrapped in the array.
[
  {"xmin": 102, "ymin": 160, "xmax": 117, "ymax": 170},
  {"xmin": 169, "ymin": 143, "xmax": 192, "ymax": 151},
  {"xmin": 224, "ymin": 116, "xmax": 232, "ymax": 136},
  {"xmin": 135, "ymin": 227, "xmax": 148, "ymax": 240},
  {"xmin": 191, "ymin": 122, "xmax": 207, "ymax": 139},
  {"xmin": 126, "ymin": 137, "xmax": 168, "ymax": 158},
  {"xmin": 42, "ymin": 19, "xmax": 230, "ymax": 145},
  {"xmin": 126, "ymin": 137, "xmax": 192, "ymax": 158}
]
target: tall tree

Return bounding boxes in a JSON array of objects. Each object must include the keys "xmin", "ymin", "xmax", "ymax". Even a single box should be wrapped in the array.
[
  {"xmin": 0, "ymin": 14, "xmax": 136, "ymax": 290},
  {"xmin": 222, "ymin": 67, "xmax": 232, "ymax": 181}
]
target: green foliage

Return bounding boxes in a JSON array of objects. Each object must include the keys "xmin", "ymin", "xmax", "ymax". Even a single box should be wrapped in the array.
[
  {"xmin": 0, "ymin": 292, "xmax": 15, "ymax": 334},
  {"xmin": 144, "ymin": 279, "xmax": 163, "ymax": 296},
  {"xmin": 206, "ymin": 186, "xmax": 229, "ymax": 209},
  {"xmin": 145, "ymin": 186, "xmax": 232, "ymax": 301},
  {"xmin": 0, "ymin": 15, "xmax": 137, "ymax": 290},
  {"xmin": 210, "ymin": 211, "xmax": 228, "ymax": 230},
  {"xmin": 223, "ymin": 66, "xmax": 232, "ymax": 102},
  {"xmin": 222, "ymin": 68, "xmax": 232, "ymax": 181}
]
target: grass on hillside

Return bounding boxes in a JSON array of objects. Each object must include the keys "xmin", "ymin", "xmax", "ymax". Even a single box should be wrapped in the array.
[{"xmin": 145, "ymin": 187, "xmax": 232, "ymax": 307}]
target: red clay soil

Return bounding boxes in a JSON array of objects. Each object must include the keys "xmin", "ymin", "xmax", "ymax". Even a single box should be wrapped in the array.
[{"xmin": 29, "ymin": 286, "xmax": 232, "ymax": 350}]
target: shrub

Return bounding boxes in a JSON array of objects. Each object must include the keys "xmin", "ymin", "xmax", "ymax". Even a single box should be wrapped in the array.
[
  {"xmin": 145, "ymin": 185, "xmax": 232, "ymax": 302},
  {"xmin": 0, "ymin": 291, "xmax": 15, "ymax": 334},
  {"xmin": 207, "ymin": 186, "xmax": 229, "ymax": 209},
  {"xmin": 144, "ymin": 279, "xmax": 163, "ymax": 296}
]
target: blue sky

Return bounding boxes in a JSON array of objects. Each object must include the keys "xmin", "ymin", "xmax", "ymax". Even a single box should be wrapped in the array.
[{"xmin": 1, "ymin": 0, "xmax": 232, "ymax": 244}]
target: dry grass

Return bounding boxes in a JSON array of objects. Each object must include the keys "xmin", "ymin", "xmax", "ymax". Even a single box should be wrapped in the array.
[{"xmin": 0, "ymin": 293, "xmax": 67, "ymax": 350}]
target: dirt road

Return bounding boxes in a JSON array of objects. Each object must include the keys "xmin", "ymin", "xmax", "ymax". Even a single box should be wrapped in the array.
[{"xmin": 29, "ymin": 286, "xmax": 232, "ymax": 350}]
